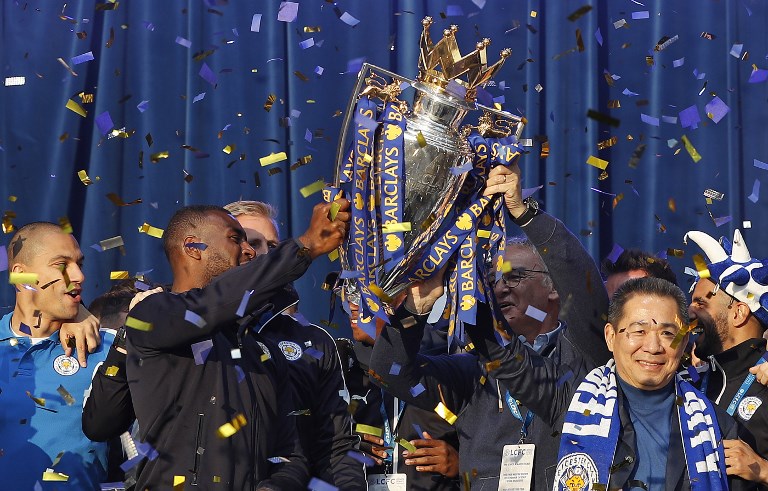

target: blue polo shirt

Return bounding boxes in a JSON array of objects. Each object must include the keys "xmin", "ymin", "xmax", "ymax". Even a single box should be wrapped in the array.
[{"xmin": 0, "ymin": 312, "xmax": 114, "ymax": 490}]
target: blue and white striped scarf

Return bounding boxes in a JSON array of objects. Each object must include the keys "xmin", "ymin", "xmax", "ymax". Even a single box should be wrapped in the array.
[{"xmin": 554, "ymin": 360, "xmax": 728, "ymax": 491}]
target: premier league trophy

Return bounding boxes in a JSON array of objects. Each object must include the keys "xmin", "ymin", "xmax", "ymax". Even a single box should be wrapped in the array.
[{"xmin": 330, "ymin": 17, "xmax": 526, "ymax": 340}]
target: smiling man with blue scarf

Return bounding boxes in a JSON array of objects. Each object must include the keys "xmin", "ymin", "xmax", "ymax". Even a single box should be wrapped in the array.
[{"xmin": 443, "ymin": 277, "xmax": 754, "ymax": 490}]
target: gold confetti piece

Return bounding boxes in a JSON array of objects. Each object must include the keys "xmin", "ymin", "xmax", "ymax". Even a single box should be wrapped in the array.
[
  {"xmin": 125, "ymin": 316, "xmax": 153, "ymax": 331},
  {"xmin": 57, "ymin": 385, "xmax": 76, "ymax": 406},
  {"xmin": 612, "ymin": 193, "xmax": 624, "ymax": 209},
  {"xmin": 105, "ymin": 365, "xmax": 119, "ymax": 377},
  {"xmin": 264, "ymin": 93, "xmax": 276, "ymax": 112},
  {"xmin": 150, "ymin": 151, "xmax": 169, "ymax": 163},
  {"xmin": 692, "ymin": 254, "xmax": 710, "ymax": 279},
  {"xmin": 57, "ymin": 57, "xmax": 78, "ymax": 76},
  {"xmin": 382, "ymin": 222, "xmax": 412, "ymax": 233},
  {"xmin": 668, "ymin": 198, "xmax": 676, "ymax": 212},
  {"xmin": 299, "ymin": 179, "xmax": 325, "ymax": 198},
  {"xmin": 485, "ymin": 360, "xmax": 501, "ymax": 372},
  {"xmin": 479, "ymin": 375, "xmax": 486, "ymax": 385},
  {"xmin": 42, "ymin": 472, "xmax": 69, "ymax": 482},
  {"xmin": 530, "ymin": 10, "xmax": 537, "ymax": 17},
  {"xmin": 110, "ymin": 271, "xmax": 130, "ymax": 280},
  {"xmin": 586, "ymin": 155, "xmax": 609, "ymax": 170},
  {"xmin": 173, "ymin": 475, "xmax": 185, "ymax": 489},
  {"xmin": 290, "ymin": 155, "xmax": 313, "ymax": 171},
  {"xmin": 27, "ymin": 391, "xmax": 46, "ymax": 406},
  {"xmin": 259, "ymin": 152, "xmax": 288, "ymax": 166},
  {"xmin": 8, "ymin": 195, "xmax": 17, "ymax": 202},
  {"xmin": 597, "ymin": 136, "xmax": 618, "ymax": 150},
  {"xmin": 77, "ymin": 170, "xmax": 93, "ymax": 186},
  {"xmin": 223, "ymin": 144, "xmax": 235, "ymax": 154},
  {"xmin": 9, "ymin": 272, "xmax": 39, "ymax": 285},
  {"xmin": 567, "ymin": 5, "xmax": 592, "ymax": 21},
  {"xmin": 107, "ymin": 192, "xmax": 142, "ymax": 207},
  {"xmin": 52, "ymin": 451, "xmax": 65, "ymax": 467},
  {"xmin": 80, "ymin": 93, "xmax": 94, "ymax": 104},
  {"xmin": 65, "ymin": 99, "xmax": 87, "ymax": 117},
  {"xmin": 416, "ymin": 131, "xmax": 427, "ymax": 147},
  {"xmin": 303, "ymin": 26, "xmax": 321, "ymax": 32},
  {"xmin": 355, "ymin": 424, "xmax": 383, "ymax": 437},
  {"xmin": 267, "ymin": 168, "xmax": 283, "ymax": 176},
  {"xmin": 217, "ymin": 413, "xmax": 247, "ymax": 438},
  {"xmin": 681, "ymin": 135, "xmax": 701, "ymax": 163},
  {"xmin": 58, "ymin": 216, "xmax": 73, "ymax": 234},
  {"xmin": 327, "ymin": 249, "xmax": 339, "ymax": 262},
  {"xmin": 328, "ymin": 202, "xmax": 341, "ymax": 221},
  {"xmin": 435, "ymin": 402, "xmax": 457, "ymax": 425},
  {"xmin": 477, "ymin": 229, "xmax": 491, "ymax": 239},
  {"xmin": 369, "ymin": 283, "xmax": 394, "ymax": 304},
  {"xmin": 138, "ymin": 222, "xmax": 164, "ymax": 238},
  {"xmin": 598, "ymin": 170, "xmax": 608, "ymax": 181},
  {"xmin": 260, "ymin": 352, "xmax": 270, "ymax": 363},
  {"xmin": 607, "ymin": 100, "xmax": 621, "ymax": 108},
  {"xmin": 576, "ymin": 29, "xmax": 585, "ymax": 52},
  {"xmin": 294, "ymin": 70, "xmax": 309, "ymax": 82},
  {"xmin": 398, "ymin": 438, "xmax": 417, "ymax": 453},
  {"xmin": 666, "ymin": 248, "xmax": 684, "ymax": 258},
  {"xmin": 540, "ymin": 141, "xmax": 550, "ymax": 159}
]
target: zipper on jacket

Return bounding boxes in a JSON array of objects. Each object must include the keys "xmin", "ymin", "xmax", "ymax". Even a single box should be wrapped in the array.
[{"xmin": 191, "ymin": 413, "xmax": 204, "ymax": 485}]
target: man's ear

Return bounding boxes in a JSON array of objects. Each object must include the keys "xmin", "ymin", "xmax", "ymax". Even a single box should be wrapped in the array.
[
  {"xmin": 183, "ymin": 236, "xmax": 204, "ymax": 260},
  {"xmin": 604, "ymin": 323, "xmax": 615, "ymax": 353},
  {"xmin": 11, "ymin": 262, "xmax": 26, "ymax": 274},
  {"xmin": 732, "ymin": 302, "xmax": 752, "ymax": 328}
]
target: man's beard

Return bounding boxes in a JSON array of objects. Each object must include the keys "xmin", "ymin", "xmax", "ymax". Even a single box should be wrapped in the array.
[
  {"xmin": 203, "ymin": 250, "xmax": 235, "ymax": 285},
  {"xmin": 693, "ymin": 310, "xmax": 728, "ymax": 359}
]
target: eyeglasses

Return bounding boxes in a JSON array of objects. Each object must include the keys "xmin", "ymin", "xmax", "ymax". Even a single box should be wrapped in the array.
[{"xmin": 495, "ymin": 268, "xmax": 550, "ymax": 289}]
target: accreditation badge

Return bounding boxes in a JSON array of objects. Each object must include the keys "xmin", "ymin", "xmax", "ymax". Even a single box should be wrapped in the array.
[
  {"xmin": 498, "ymin": 444, "xmax": 535, "ymax": 491},
  {"xmin": 367, "ymin": 473, "xmax": 406, "ymax": 491}
]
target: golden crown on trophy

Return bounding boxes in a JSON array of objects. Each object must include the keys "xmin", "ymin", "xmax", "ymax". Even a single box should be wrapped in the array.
[{"xmin": 417, "ymin": 16, "xmax": 511, "ymax": 102}]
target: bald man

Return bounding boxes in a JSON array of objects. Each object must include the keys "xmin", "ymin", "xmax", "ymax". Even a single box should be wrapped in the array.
[{"xmin": 0, "ymin": 222, "xmax": 114, "ymax": 489}]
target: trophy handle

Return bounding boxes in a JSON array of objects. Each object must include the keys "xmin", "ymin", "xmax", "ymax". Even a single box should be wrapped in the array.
[{"xmin": 333, "ymin": 63, "xmax": 415, "ymax": 187}]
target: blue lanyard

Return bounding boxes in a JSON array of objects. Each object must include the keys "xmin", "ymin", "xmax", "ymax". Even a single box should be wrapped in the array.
[
  {"xmin": 505, "ymin": 390, "xmax": 534, "ymax": 440},
  {"xmin": 726, "ymin": 355, "xmax": 768, "ymax": 416},
  {"xmin": 379, "ymin": 395, "xmax": 406, "ymax": 459}
]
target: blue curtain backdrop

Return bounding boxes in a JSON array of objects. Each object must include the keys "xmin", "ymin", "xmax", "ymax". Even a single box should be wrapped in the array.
[{"xmin": 2, "ymin": 0, "xmax": 767, "ymax": 335}]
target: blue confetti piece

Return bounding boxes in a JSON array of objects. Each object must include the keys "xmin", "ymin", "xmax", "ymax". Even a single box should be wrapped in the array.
[
  {"xmin": 705, "ymin": 96, "xmax": 729, "ymax": 124},
  {"xmin": 95, "ymin": 111, "xmax": 114, "ymax": 136},
  {"xmin": 678, "ymin": 105, "xmax": 700, "ymax": 129},
  {"xmin": 640, "ymin": 113, "xmax": 659, "ymax": 127},
  {"xmin": 71, "ymin": 51, "xmax": 95, "ymax": 65},
  {"xmin": 305, "ymin": 129, "xmax": 313, "ymax": 142},
  {"xmin": 755, "ymin": 159, "xmax": 768, "ymax": 171},
  {"xmin": 186, "ymin": 242, "xmax": 208, "ymax": 250},
  {"xmin": 346, "ymin": 450, "xmax": 376, "ymax": 467},
  {"xmin": 314, "ymin": 65, "xmax": 324, "ymax": 76},
  {"xmin": 409, "ymin": 383, "xmax": 425, "ymax": 397},
  {"xmin": 185, "ymin": 310, "xmax": 207, "ymax": 328},
  {"xmin": 308, "ymin": 477, "xmax": 338, "ymax": 491},
  {"xmin": 662, "ymin": 115, "xmax": 678, "ymax": 124},
  {"xmin": 451, "ymin": 160, "xmax": 473, "ymax": 176},
  {"xmin": 235, "ymin": 365, "xmax": 245, "ymax": 383},
  {"xmin": 193, "ymin": 92, "xmax": 206, "ymax": 103},
  {"xmin": 556, "ymin": 370, "xmax": 574, "ymax": 387},
  {"xmin": 90, "ymin": 243, "xmax": 103, "ymax": 252},
  {"xmin": 137, "ymin": 100, "xmax": 149, "ymax": 113},
  {"xmin": 339, "ymin": 270, "xmax": 364, "ymax": 279},
  {"xmin": 101, "ymin": 483, "xmax": 125, "ymax": 491},
  {"xmin": 339, "ymin": 12, "xmax": 360, "ymax": 26},
  {"xmin": 622, "ymin": 88, "xmax": 639, "ymax": 96},
  {"xmin": 134, "ymin": 280, "xmax": 150, "ymax": 291},
  {"xmin": 135, "ymin": 441, "xmax": 158, "ymax": 460},
  {"xmin": 191, "ymin": 339, "xmax": 214, "ymax": 366},
  {"xmin": 304, "ymin": 347, "xmax": 323, "ymax": 360},
  {"xmin": 19, "ymin": 323, "xmax": 31, "ymax": 335},
  {"xmin": 606, "ymin": 243, "xmax": 624, "ymax": 264},
  {"xmin": 747, "ymin": 179, "xmax": 760, "ymax": 204},
  {"xmin": 299, "ymin": 38, "xmax": 315, "ymax": 49},
  {"xmin": 672, "ymin": 57, "xmax": 685, "ymax": 68},
  {"xmin": 631, "ymin": 10, "xmax": 649, "ymax": 19},
  {"xmin": 175, "ymin": 36, "xmax": 191, "ymax": 48},
  {"xmin": 353, "ymin": 112, "xmax": 378, "ymax": 132},
  {"xmin": 251, "ymin": 13, "xmax": 262, "ymax": 32},
  {"xmin": 236, "ymin": 290, "xmax": 254, "ymax": 317},
  {"xmin": 446, "ymin": 5, "xmax": 464, "ymax": 16},
  {"xmin": 594, "ymin": 27, "xmax": 603, "ymax": 46},
  {"xmin": 346, "ymin": 57, "xmax": 365, "ymax": 74},
  {"xmin": 199, "ymin": 62, "xmax": 217, "ymax": 86},
  {"xmin": 412, "ymin": 423, "xmax": 424, "ymax": 438},
  {"xmin": 389, "ymin": 363, "xmax": 401, "ymax": 375},
  {"xmin": 119, "ymin": 455, "xmax": 143, "ymax": 472},
  {"xmin": 277, "ymin": 1, "xmax": 299, "ymax": 22},
  {"xmin": 748, "ymin": 68, "xmax": 768, "ymax": 84},
  {"xmin": 686, "ymin": 365, "xmax": 701, "ymax": 383}
]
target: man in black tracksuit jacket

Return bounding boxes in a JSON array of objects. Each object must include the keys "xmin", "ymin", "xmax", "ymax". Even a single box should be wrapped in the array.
[
  {"xmin": 257, "ymin": 289, "xmax": 364, "ymax": 489},
  {"xmin": 369, "ymin": 164, "xmax": 609, "ymax": 490},
  {"xmin": 125, "ymin": 202, "xmax": 349, "ymax": 490}
]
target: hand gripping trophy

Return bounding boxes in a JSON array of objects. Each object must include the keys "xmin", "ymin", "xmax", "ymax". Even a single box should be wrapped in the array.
[{"xmin": 329, "ymin": 17, "xmax": 527, "ymax": 341}]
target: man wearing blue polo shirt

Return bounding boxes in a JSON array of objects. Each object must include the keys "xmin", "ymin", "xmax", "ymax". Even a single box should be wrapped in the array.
[{"xmin": 0, "ymin": 222, "xmax": 113, "ymax": 490}]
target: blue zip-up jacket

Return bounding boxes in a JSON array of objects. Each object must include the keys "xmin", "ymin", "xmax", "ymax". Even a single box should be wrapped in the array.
[{"xmin": 0, "ymin": 312, "xmax": 114, "ymax": 490}]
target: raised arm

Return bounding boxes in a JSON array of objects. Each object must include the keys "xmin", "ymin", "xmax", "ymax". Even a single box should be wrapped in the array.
[{"xmin": 484, "ymin": 164, "xmax": 610, "ymax": 365}]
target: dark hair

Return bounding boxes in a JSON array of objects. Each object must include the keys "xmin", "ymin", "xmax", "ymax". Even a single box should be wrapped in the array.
[
  {"xmin": 608, "ymin": 277, "xmax": 689, "ymax": 327},
  {"xmin": 88, "ymin": 280, "xmax": 142, "ymax": 329},
  {"xmin": 162, "ymin": 205, "xmax": 230, "ymax": 260},
  {"xmin": 601, "ymin": 248, "xmax": 678, "ymax": 286}
]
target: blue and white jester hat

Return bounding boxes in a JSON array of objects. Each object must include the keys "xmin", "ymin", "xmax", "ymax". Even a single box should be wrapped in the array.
[{"xmin": 684, "ymin": 229, "xmax": 768, "ymax": 328}]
